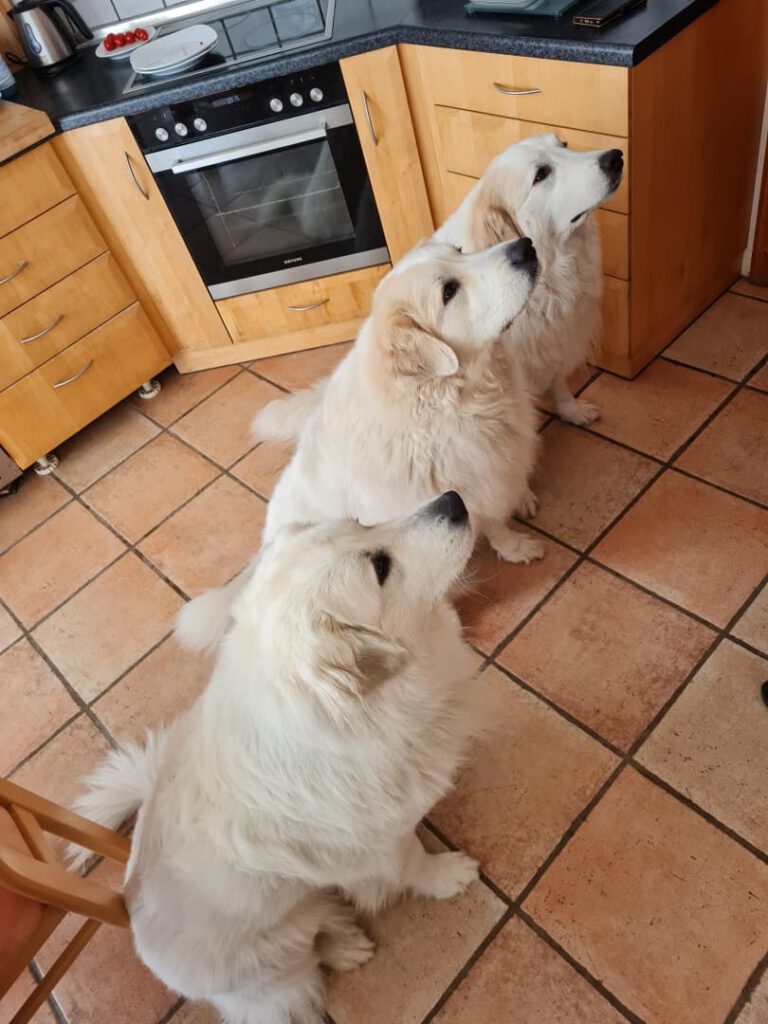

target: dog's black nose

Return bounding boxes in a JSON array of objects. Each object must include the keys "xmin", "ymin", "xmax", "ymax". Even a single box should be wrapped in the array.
[
  {"xmin": 599, "ymin": 149, "xmax": 624, "ymax": 176},
  {"xmin": 506, "ymin": 237, "xmax": 537, "ymax": 266},
  {"xmin": 428, "ymin": 491, "xmax": 468, "ymax": 525}
]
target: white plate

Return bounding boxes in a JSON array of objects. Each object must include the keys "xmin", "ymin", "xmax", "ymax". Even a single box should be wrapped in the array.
[
  {"xmin": 95, "ymin": 25, "xmax": 157, "ymax": 60},
  {"xmin": 130, "ymin": 24, "xmax": 218, "ymax": 76}
]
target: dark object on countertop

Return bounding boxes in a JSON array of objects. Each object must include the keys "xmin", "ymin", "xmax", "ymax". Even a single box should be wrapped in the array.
[
  {"xmin": 573, "ymin": 0, "xmax": 647, "ymax": 29},
  {"xmin": 762, "ymin": 681, "xmax": 768, "ymax": 709},
  {"xmin": 465, "ymin": 0, "xmax": 581, "ymax": 16},
  {"xmin": 9, "ymin": 0, "xmax": 92, "ymax": 75}
]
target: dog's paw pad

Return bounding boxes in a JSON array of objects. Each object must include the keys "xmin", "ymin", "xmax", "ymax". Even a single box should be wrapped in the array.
[
  {"xmin": 422, "ymin": 851, "xmax": 479, "ymax": 900},
  {"xmin": 558, "ymin": 399, "xmax": 600, "ymax": 426},
  {"xmin": 321, "ymin": 929, "xmax": 375, "ymax": 972}
]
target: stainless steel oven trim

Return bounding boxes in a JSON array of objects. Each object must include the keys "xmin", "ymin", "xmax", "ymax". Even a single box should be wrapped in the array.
[
  {"xmin": 209, "ymin": 247, "xmax": 390, "ymax": 299},
  {"xmin": 145, "ymin": 103, "xmax": 352, "ymax": 174},
  {"xmin": 170, "ymin": 122, "xmax": 328, "ymax": 174}
]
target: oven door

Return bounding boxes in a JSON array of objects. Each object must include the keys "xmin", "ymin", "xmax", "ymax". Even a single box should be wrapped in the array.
[{"xmin": 145, "ymin": 104, "xmax": 388, "ymax": 298}]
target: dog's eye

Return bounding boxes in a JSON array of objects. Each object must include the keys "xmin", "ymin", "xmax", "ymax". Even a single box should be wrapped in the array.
[
  {"xmin": 370, "ymin": 551, "xmax": 391, "ymax": 586},
  {"xmin": 533, "ymin": 165, "xmax": 552, "ymax": 185},
  {"xmin": 442, "ymin": 279, "xmax": 460, "ymax": 304}
]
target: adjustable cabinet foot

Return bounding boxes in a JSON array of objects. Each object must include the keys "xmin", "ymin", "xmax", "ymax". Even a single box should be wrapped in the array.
[
  {"xmin": 34, "ymin": 454, "xmax": 59, "ymax": 476},
  {"xmin": 137, "ymin": 378, "xmax": 162, "ymax": 400}
]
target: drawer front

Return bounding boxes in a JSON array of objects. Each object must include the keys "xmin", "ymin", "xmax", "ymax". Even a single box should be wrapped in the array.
[
  {"xmin": 413, "ymin": 47, "xmax": 628, "ymax": 137},
  {"xmin": 0, "ymin": 144, "xmax": 75, "ymax": 238},
  {"xmin": 0, "ymin": 303, "xmax": 169, "ymax": 468},
  {"xmin": 442, "ymin": 170, "xmax": 628, "ymax": 281},
  {"xmin": 435, "ymin": 107, "xmax": 629, "ymax": 214},
  {"xmin": 217, "ymin": 264, "xmax": 390, "ymax": 344},
  {"xmin": 0, "ymin": 254, "xmax": 135, "ymax": 391},
  {"xmin": 0, "ymin": 197, "xmax": 106, "ymax": 318}
]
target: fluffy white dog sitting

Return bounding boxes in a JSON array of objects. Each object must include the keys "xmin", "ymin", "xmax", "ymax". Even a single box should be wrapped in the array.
[{"xmin": 72, "ymin": 493, "xmax": 482, "ymax": 1024}]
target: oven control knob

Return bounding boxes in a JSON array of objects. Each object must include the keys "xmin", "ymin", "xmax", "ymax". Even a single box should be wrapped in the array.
[
  {"xmin": 289, "ymin": 92, "xmax": 304, "ymax": 107},
  {"xmin": 154, "ymin": 127, "xmax": 169, "ymax": 142},
  {"xmin": 193, "ymin": 118, "xmax": 208, "ymax": 132},
  {"xmin": 309, "ymin": 87, "xmax": 323, "ymax": 102},
  {"xmin": 174, "ymin": 122, "xmax": 189, "ymax": 137},
  {"xmin": 269, "ymin": 97, "xmax": 284, "ymax": 113}
]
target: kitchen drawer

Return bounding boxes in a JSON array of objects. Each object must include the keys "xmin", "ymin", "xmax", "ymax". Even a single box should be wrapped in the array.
[
  {"xmin": 435, "ymin": 107, "xmax": 629, "ymax": 214},
  {"xmin": 411, "ymin": 47, "xmax": 628, "ymax": 137},
  {"xmin": 0, "ymin": 143, "xmax": 75, "ymax": 238},
  {"xmin": 0, "ymin": 303, "xmax": 169, "ymax": 469},
  {"xmin": 218, "ymin": 264, "xmax": 391, "ymax": 344},
  {"xmin": 442, "ymin": 171, "xmax": 628, "ymax": 281},
  {"xmin": 0, "ymin": 196, "xmax": 106, "ymax": 317},
  {"xmin": 0, "ymin": 254, "xmax": 135, "ymax": 392}
]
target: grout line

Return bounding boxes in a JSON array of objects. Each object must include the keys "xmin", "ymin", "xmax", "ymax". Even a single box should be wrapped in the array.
[
  {"xmin": 666, "ymin": 464, "xmax": 768, "ymax": 513},
  {"xmin": 723, "ymin": 950, "xmax": 768, "ymax": 1024},
  {"xmin": 29, "ymin": 960, "xmax": 69, "ymax": 1024},
  {"xmin": 659, "ymin": 352, "xmax": 745, "ymax": 386},
  {"xmin": 0, "ymin": 493, "xmax": 76, "ymax": 558},
  {"xmin": 157, "ymin": 996, "xmax": 186, "ymax": 1024},
  {"xmin": 7, "ymin": 710, "xmax": 83, "ymax": 778},
  {"xmin": 87, "ymin": 628, "xmax": 175, "ymax": 711},
  {"xmin": 421, "ymin": 818, "xmax": 513, "ymax": 908}
]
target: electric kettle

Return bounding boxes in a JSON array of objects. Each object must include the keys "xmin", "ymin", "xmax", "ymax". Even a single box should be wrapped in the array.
[{"xmin": 10, "ymin": 0, "xmax": 93, "ymax": 74}]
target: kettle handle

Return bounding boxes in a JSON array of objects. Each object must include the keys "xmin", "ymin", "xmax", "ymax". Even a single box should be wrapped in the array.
[{"xmin": 49, "ymin": 0, "xmax": 94, "ymax": 42}]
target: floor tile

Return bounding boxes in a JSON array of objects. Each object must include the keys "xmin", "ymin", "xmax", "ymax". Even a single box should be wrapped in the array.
[
  {"xmin": 0, "ymin": 502, "xmax": 126, "ymax": 627},
  {"xmin": 749, "ymin": 362, "xmax": 768, "ymax": 392},
  {"xmin": 327, "ymin": 831, "xmax": 505, "ymax": 1024},
  {"xmin": 130, "ymin": 364, "xmax": 241, "ymax": 426},
  {"xmin": 37, "ymin": 858, "xmax": 176, "ymax": 1024},
  {"xmin": 139, "ymin": 477, "xmax": 266, "ymax": 596},
  {"xmin": 33, "ymin": 553, "xmax": 183, "ymax": 702},
  {"xmin": 0, "ymin": 472, "xmax": 70, "ymax": 554},
  {"xmin": 434, "ymin": 916, "xmax": 626, "ymax": 1024},
  {"xmin": 170, "ymin": 1001, "xmax": 219, "ymax": 1024},
  {"xmin": 0, "ymin": 603, "xmax": 21, "ymax": 653},
  {"xmin": 0, "ymin": 969, "xmax": 57, "ymax": 1023},
  {"xmin": 531, "ymin": 423, "xmax": 658, "ymax": 549},
  {"xmin": 0, "ymin": 639, "xmax": 77, "ymax": 774},
  {"xmin": 83, "ymin": 433, "xmax": 219, "ymax": 542},
  {"xmin": 736, "ymin": 968, "xmax": 768, "ymax": 1024},
  {"xmin": 171, "ymin": 372, "xmax": 285, "ymax": 467},
  {"xmin": 498, "ymin": 563, "xmax": 715, "ymax": 749},
  {"xmin": 525, "ymin": 768, "xmax": 768, "ymax": 1024},
  {"xmin": 579, "ymin": 360, "xmax": 732, "ymax": 459},
  {"xmin": 250, "ymin": 341, "xmax": 351, "ymax": 390},
  {"xmin": 638, "ymin": 641, "xmax": 768, "ymax": 852},
  {"xmin": 55, "ymin": 403, "xmax": 160, "ymax": 492},
  {"xmin": 666, "ymin": 293, "xmax": 768, "ymax": 380},
  {"xmin": 593, "ymin": 472, "xmax": 768, "ymax": 627},
  {"xmin": 11, "ymin": 714, "xmax": 110, "ymax": 807},
  {"xmin": 731, "ymin": 278, "xmax": 768, "ymax": 303},
  {"xmin": 676, "ymin": 389, "xmax": 768, "ymax": 506},
  {"xmin": 430, "ymin": 667, "xmax": 617, "ymax": 896},
  {"xmin": 231, "ymin": 440, "xmax": 294, "ymax": 498},
  {"xmin": 456, "ymin": 540, "xmax": 577, "ymax": 654},
  {"xmin": 94, "ymin": 634, "xmax": 214, "ymax": 742},
  {"xmin": 731, "ymin": 584, "xmax": 768, "ymax": 654}
]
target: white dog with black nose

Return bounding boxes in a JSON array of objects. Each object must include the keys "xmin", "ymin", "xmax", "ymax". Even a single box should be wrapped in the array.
[{"xmin": 71, "ymin": 493, "xmax": 482, "ymax": 1024}]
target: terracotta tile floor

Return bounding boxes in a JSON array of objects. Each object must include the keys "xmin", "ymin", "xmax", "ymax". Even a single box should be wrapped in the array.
[{"xmin": 1, "ymin": 288, "xmax": 767, "ymax": 1024}]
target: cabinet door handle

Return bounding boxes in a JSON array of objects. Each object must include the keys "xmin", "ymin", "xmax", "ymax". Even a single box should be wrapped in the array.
[
  {"xmin": 19, "ymin": 313, "xmax": 64, "ymax": 345},
  {"xmin": 286, "ymin": 298, "xmax": 329, "ymax": 312},
  {"xmin": 53, "ymin": 358, "xmax": 94, "ymax": 389},
  {"xmin": 361, "ymin": 90, "xmax": 378, "ymax": 146},
  {"xmin": 124, "ymin": 150, "xmax": 150, "ymax": 200},
  {"xmin": 0, "ymin": 260, "xmax": 28, "ymax": 285},
  {"xmin": 492, "ymin": 82, "xmax": 542, "ymax": 96}
]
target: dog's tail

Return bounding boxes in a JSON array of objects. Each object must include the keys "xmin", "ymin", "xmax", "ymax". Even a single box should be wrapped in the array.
[
  {"xmin": 68, "ymin": 730, "xmax": 166, "ymax": 869},
  {"xmin": 174, "ymin": 571, "xmax": 249, "ymax": 651},
  {"xmin": 252, "ymin": 383, "xmax": 323, "ymax": 443}
]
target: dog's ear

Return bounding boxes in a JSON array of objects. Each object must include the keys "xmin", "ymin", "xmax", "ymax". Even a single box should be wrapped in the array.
[
  {"xmin": 466, "ymin": 172, "xmax": 522, "ymax": 250},
  {"xmin": 388, "ymin": 311, "xmax": 459, "ymax": 378}
]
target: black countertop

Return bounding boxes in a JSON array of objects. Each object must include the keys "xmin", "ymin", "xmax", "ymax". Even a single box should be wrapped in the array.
[{"xmin": 11, "ymin": 0, "xmax": 718, "ymax": 131}]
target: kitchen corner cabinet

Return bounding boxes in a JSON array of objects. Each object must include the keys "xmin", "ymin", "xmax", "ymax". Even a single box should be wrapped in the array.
[{"xmin": 400, "ymin": 0, "xmax": 767, "ymax": 377}]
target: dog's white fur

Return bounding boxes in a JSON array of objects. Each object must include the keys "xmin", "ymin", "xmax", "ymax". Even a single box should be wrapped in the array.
[
  {"xmin": 436, "ymin": 132, "xmax": 623, "ymax": 425},
  {"xmin": 175, "ymin": 238, "xmax": 542, "ymax": 651},
  {"xmin": 73, "ymin": 498, "xmax": 482, "ymax": 1024}
]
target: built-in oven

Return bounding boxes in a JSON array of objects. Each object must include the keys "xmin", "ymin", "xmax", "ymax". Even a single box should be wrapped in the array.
[{"xmin": 129, "ymin": 63, "xmax": 388, "ymax": 299}]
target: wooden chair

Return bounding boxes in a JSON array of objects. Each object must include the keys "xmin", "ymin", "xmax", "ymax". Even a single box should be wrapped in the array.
[{"xmin": 0, "ymin": 777, "xmax": 131, "ymax": 1024}]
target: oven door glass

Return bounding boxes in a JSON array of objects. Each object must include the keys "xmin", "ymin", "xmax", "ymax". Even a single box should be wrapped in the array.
[{"xmin": 148, "ymin": 111, "xmax": 387, "ymax": 296}]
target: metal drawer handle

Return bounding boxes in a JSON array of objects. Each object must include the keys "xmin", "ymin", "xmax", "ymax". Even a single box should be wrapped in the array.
[
  {"xmin": 53, "ymin": 358, "xmax": 94, "ymax": 389},
  {"xmin": 492, "ymin": 83, "xmax": 542, "ymax": 96},
  {"xmin": 0, "ymin": 260, "xmax": 28, "ymax": 285},
  {"xmin": 124, "ymin": 150, "xmax": 149, "ymax": 200},
  {"xmin": 361, "ymin": 90, "xmax": 378, "ymax": 146},
  {"xmin": 20, "ymin": 313, "xmax": 63, "ymax": 345},
  {"xmin": 286, "ymin": 298, "xmax": 329, "ymax": 312}
]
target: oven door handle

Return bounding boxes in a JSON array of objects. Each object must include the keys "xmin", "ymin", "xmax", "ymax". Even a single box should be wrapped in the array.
[{"xmin": 170, "ymin": 122, "xmax": 328, "ymax": 174}]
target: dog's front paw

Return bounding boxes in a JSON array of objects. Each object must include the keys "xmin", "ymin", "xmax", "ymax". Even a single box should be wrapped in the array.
[
  {"xmin": 557, "ymin": 398, "xmax": 600, "ymax": 426},
  {"xmin": 420, "ymin": 851, "xmax": 479, "ymax": 900},
  {"xmin": 516, "ymin": 487, "xmax": 539, "ymax": 520},
  {"xmin": 491, "ymin": 530, "xmax": 545, "ymax": 564}
]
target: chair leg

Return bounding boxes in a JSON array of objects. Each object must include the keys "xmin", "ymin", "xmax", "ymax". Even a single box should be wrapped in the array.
[{"xmin": 10, "ymin": 918, "xmax": 100, "ymax": 1024}]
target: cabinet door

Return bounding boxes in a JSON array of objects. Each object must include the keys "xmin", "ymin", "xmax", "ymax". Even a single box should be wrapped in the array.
[
  {"xmin": 52, "ymin": 118, "xmax": 232, "ymax": 356},
  {"xmin": 341, "ymin": 47, "xmax": 434, "ymax": 262}
]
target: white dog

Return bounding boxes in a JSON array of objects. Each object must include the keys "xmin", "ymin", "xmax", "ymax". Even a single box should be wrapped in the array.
[
  {"xmin": 436, "ymin": 132, "xmax": 624, "ymax": 425},
  {"xmin": 72, "ymin": 494, "xmax": 482, "ymax": 1024}
]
